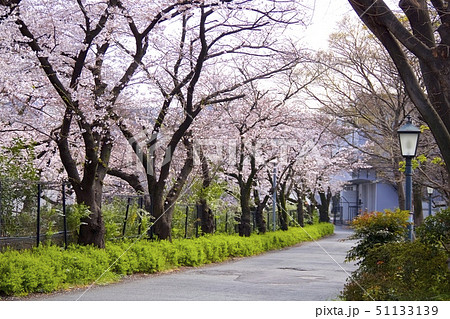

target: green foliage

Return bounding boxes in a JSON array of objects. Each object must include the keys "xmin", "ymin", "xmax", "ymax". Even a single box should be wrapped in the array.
[
  {"xmin": 66, "ymin": 204, "xmax": 91, "ymax": 237},
  {"xmin": 0, "ymin": 138, "xmax": 39, "ymax": 182},
  {"xmin": 399, "ymin": 154, "xmax": 446, "ymax": 171},
  {"xmin": 416, "ymin": 208, "xmax": 450, "ymax": 256},
  {"xmin": 171, "ymin": 178, "xmax": 237, "ymax": 238},
  {"xmin": 0, "ymin": 223, "xmax": 333, "ymax": 296},
  {"xmin": 0, "ymin": 138, "xmax": 40, "ymax": 236},
  {"xmin": 416, "ymin": 208, "xmax": 450, "ymax": 255},
  {"xmin": 342, "ymin": 208, "xmax": 450, "ymax": 301},
  {"xmin": 341, "ymin": 241, "xmax": 450, "ymax": 301},
  {"xmin": 346, "ymin": 209, "xmax": 409, "ymax": 263},
  {"xmin": 102, "ymin": 197, "xmax": 151, "ymax": 240}
]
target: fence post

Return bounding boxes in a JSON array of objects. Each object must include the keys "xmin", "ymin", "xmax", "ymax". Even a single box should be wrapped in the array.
[
  {"xmin": 252, "ymin": 210, "xmax": 256, "ymax": 231},
  {"xmin": 225, "ymin": 211, "xmax": 228, "ymax": 234},
  {"xmin": 36, "ymin": 182, "xmax": 41, "ymax": 248},
  {"xmin": 184, "ymin": 206, "xmax": 189, "ymax": 238},
  {"xmin": 62, "ymin": 182, "xmax": 68, "ymax": 249},
  {"xmin": 122, "ymin": 197, "xmax": 131, "ymax": 237},
  {"xmin": 138, "ymin": 196, "xmax": 143, "ymax": 235},
  {"xmin": 195, "ymin": 205, "xmax": 200, "ymax": 238},
  {"xmin": 0, "ymin": 180, "xmax": 2, "ymax": 237}
]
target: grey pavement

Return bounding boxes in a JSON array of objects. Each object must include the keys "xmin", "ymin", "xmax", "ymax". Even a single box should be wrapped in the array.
[{"xmin": 36, "ymin": 225, "xmax": 356, "ymax": 301}]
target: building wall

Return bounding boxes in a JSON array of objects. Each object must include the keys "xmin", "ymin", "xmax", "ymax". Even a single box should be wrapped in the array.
[
  {"xmin": 339, "ymin": 180, "xmax": 400, "ymax": 223},
  {"xmin": 376, "ymin": 183, "xmax": 399, "ymax": 212}
]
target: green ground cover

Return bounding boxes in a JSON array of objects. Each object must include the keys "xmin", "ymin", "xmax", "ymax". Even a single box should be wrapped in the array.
[{"xmin": 0, "ymin": 223, "xmax": 334, "ymax": 296}]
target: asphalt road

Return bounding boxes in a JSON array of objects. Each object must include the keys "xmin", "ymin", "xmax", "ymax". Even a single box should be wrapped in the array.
[{"xmin": 36, "ymin": 226, "xmax": 357, "ymax": 301}]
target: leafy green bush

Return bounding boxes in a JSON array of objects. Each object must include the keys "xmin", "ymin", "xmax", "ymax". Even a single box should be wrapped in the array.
[
  {"xmin": 416, "ymin": 208, "xmax": 450, "ymax": 255},
  {"xmin": 346, "ymin": 209, "xmax": 409, "ymax": 263},
  {"xmin": 341, "ymin": 241, "xmax": 450, "ymax": 301},
  {"xmin": 102, "ymin": 197, "xmax": 152, "ymax": 241},
  {"xmin": 0, "ymin": 223, "xmax": 333, "ymax": 296},
  {"xmin": 341, "ymin": 209, "xmax": 450, "ymax": 301}
]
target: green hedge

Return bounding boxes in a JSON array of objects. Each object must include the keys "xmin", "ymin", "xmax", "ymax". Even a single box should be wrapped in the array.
[{"xmin": 0, "ymin": 223, "xmax": 333, "ymax": 296}]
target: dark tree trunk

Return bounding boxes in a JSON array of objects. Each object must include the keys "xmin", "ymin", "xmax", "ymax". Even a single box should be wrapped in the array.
[
  {"xmin": 306, "ymin": 201, "xmax": 314, "ymax": 225},
  {"xmin": 254, "ymin": 194, "xmax": 269, "ymax": 234},
  {"xmin": 150, "ymin": 192, "xmax": 172, "ymax": 241},
  {"xmin": 296, "ymin": 197, "xmax": 304, "ymax": 227},
  {"xmin": 151, "ymin": 135, "xmax": 194, "ymax": 240},
  {"xmin": 413, "ymin": 182, "xmax": 424, "ymax": 227},
  {"xmin": 199, "ymin": 198, "xmax": 214, "ymax": 234},
  {"xmin": 278, "ymin": 187, "xmax": 288, "ymax": 231},
  {"xmin": 76, "ymin": 181, "xmax": 105, "ymax": 248},
  {"xmin": 318, "ymin": 188, "xmax": 332, "ymax": 223},
  {"xmin": 395, "ymin": 170, "xmax": 406, "ymax": 211},
  {"xmin": 197, "ymin": 145, "xmax": 214, "ymax": 234},
  {"xmin": 239, "ymin": 186, "xmax": 252, "ymax": 237}
]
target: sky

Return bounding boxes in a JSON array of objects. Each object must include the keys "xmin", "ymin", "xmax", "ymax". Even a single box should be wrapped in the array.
[
  {"xmin": 302, "ymin": 0, "xmax": 399, "ymax": 50},
  {"xmin": 302, "ymin": 0, "xmax": 356, "ymax": 50}
]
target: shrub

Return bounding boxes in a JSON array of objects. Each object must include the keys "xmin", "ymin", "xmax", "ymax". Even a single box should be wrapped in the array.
[
  {"xmin": 346, "ymin": 209, "xmax": 409, "ymax": 263},
  {"xmin": 416, "ymin": 208, "xmax": 450, "ymax": 255},
  {"xmin": 341, "ymin": 241, "xmax": 450, "ymax": 301}
]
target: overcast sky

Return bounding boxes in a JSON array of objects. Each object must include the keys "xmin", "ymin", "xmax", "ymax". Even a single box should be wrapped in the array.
[
  {"xmin": 302, "ymin": 0, "xmax": 399, "ymax": 50},
  {"xmin": 301, "ymin": 0, "xmax": 354, "ymax": 50}
]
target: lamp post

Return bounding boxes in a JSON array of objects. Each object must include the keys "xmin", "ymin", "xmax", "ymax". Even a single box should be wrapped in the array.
[
  {"xmin": 427, "ymin": 187, "xmax": 434, "ymax": 217},
  {"xmin": 397, "ymin": 116, "xmax": 421, "ymax": 241}
]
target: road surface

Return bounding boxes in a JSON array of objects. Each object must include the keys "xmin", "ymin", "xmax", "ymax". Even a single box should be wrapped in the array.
[{"xmin": 35, "ymin": 226, "xmax": 356, "ymax": 301}]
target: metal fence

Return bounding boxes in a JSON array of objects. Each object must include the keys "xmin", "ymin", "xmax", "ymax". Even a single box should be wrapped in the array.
[
  {"xmin": 0, "ymin": 179, "xmax": 301, "ymax": 250},
  {"xmin": 0, "ymin": 180, "xmax": 75, "ymax": 250}
]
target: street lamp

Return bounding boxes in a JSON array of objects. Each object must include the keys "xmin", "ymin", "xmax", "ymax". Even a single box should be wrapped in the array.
[
  {"xmin": 427, "ymin": 187, "xmax": 434, "ymax": 217},
  {"xmin": 397, "ymin": 116, "xmax": 421, "ymax": 241}
]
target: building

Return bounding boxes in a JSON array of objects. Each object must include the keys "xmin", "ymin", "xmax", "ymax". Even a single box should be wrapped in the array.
[{"xmin": 338, "ymin": 168, "xmax": 399, "ymax": 224}]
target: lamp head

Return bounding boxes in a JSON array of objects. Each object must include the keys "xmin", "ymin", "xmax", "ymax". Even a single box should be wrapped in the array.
[{"xmin": 397, "ymin": 116, "xmax": 421, "ymax": 157}]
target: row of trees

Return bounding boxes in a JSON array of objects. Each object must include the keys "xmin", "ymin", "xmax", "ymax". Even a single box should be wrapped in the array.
[{"xmin": 0, "ymin": 1, "xmax": 448, "ymax": 247}]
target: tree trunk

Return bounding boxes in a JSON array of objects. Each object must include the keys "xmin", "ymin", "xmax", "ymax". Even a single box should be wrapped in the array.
[
  {"xmin": 396, "ymin": 180, "xmax": 406, "ymax": 211},
  {"xmin": 413, "ymin": 182, "xmax": 424, "ymax": 227},
  {"xmin": 254, "ymin": 195, "xmax": 269, "ymax": 234},
  {"xmin": 307, "ymin": 201, "xmax": 314, "ymax": 225},
  {"xmin": 150, "ymin": 193, "xmax": 172, "ymax": 241},
  {"xmin": 278, "ymin": 187, "xmax": 288, "ymax": 231},
  {"xmin": 151, "ymin": 135, "xmax": 194, "ymax": 240},
  {"xmin": 197, "ymin": 145, "xmax": 214, "ymax": 234},
  {"xmin": 199, "ymin": 198, "xmax": 214, "ymax": 234},
  {"xmin": 239, "ymin": 185, "xmax": 252, "ymax": 237},
  {"xmin": 318, "ymin": 189, "xmax": 331, "ymax": 223},
  {"xmin": 76, "ymin": 181, "xmax": 105, "ymax": 248}
]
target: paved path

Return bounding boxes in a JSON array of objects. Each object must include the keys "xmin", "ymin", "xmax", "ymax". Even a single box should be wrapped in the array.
[{"xmin": 37, "ymin": 226, "xmax": 356, "ymax": 301}]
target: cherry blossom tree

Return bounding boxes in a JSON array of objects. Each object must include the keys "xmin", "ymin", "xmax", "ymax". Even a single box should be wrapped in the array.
[
  {"xmin": 1, "ymin": 0, "xmax": 250, "ymax": 246},
  {"xmin": 94, "ymin": 1, "xmax": 305, "ymax": 240},
  {"xmin": 196, "ymin": 74, "xmax": 355, "ymax": 235}
]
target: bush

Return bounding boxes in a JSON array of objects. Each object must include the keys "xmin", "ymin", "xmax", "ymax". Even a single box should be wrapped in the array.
[
  {"xmin": 0, "ymin": 223, "xmax": 333, "ymax": 296},
  {"xmin": 346, "ymin": 209, "xmax": 409, "ymax": 263},
  {"xmin": 416, "ymin": 208, "xmax": 450, "ymax": 255},
  {"xmin": 341, "ymin": 241, "xmax": 450, "ymax": 301},
  {"xmin": 341, "ymin": 209, "xmax": 450, "ymax": 301}
]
